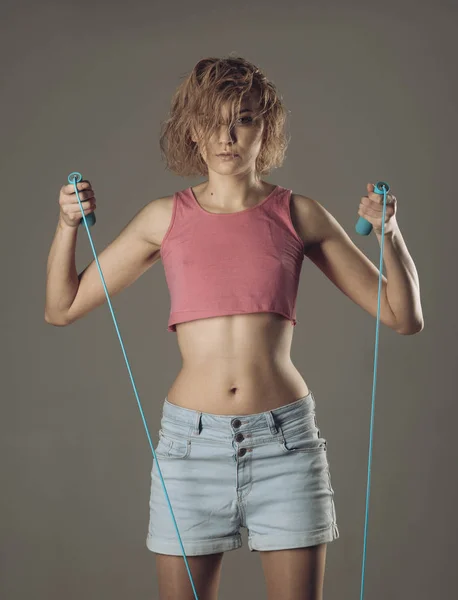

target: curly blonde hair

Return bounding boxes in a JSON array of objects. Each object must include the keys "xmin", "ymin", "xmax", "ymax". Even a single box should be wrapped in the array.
[{"xmin": 159, "ymin": 56, "xmax": 289, "ymax": 177}]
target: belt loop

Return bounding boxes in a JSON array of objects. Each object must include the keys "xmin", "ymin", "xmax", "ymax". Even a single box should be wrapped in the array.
[
  {"xmin": 265, "ymin": 410, "xmax": 278, "ymax": 435},
  {"xmin": 192, "ymin": 411, "xmax": 202, "ymax": 436}
]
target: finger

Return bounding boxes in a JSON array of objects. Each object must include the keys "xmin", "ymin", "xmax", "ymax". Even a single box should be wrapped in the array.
[
  {"xmin": 368, "ymin": 192, "xmax": 383, "ymax": 203},
  {"xmin": 63, "ymin": 181, "xmax": 92, "ymax": 195},
  {"xmin": 359, "ymin": 206, "xmax": 394, "ymax": 219},
  {"xmin": 79, "ymin": 206, "xmax": 96, "ymax": 215},
  {"xmin": 63, "ymin": 206, "xmax": 95, "ymax": 225},
  {"xmin": 370, "ymin": 192, "xmax": 396, "ymax": 204},
  {"xmin": 364, "ymin": 194, "xmax": 395, "ymax": 208},
  {"xmin": 60, "ymin": 189, "xmax": 95, "ymax": 205},
  {"xmin": 75, "ymin": 189, "xmax": 95, "ymax": 201},
  {"xmin": 64, "ymin": 199, "xmax": 95, "ymax": 214},
  {"xmin": 361, "ymin": 197, "xmax": 384, "ymax": 212},
  {"xmin": 360, "ymin": 205, "xmax": 394, "ymax": 217}
]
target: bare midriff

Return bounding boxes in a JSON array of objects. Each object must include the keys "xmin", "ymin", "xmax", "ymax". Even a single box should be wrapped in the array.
[{"xmin": 166, "ymin": 311, "xmax": 309, "ymax": 415}]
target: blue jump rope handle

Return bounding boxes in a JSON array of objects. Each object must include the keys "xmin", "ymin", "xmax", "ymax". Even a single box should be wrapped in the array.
[
  {"xmin": 355, "ymin": 181, "xmax": 390, "ymax": 235},
  {"xmin": 67, "ymin": 171, "xmax": 96, "ymax": 227}
]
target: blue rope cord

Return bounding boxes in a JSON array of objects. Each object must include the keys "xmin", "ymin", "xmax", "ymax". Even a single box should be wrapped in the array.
[
  {"xmin": 358, "ymin": 182, "xmax": 389, "ymax": 600},
  {"xmin": 68, "ymin": 172, "xmax": 199, "ymax": 600},
  {"xmin": 68, "ymin": 172, "xmax": 388, "ymax": 599}
]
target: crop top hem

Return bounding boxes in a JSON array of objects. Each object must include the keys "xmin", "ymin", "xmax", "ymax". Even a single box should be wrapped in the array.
[{"xmin": 167, "ymin": 309, "xmax": 298, "ymax": 332}]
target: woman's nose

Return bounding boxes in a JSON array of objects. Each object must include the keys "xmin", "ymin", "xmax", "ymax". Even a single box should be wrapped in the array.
[{"xmin": 218, "ymin": 124, "xmax": 236, "ymax": 143}]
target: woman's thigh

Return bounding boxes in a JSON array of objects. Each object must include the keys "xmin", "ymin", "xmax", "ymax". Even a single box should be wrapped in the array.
[
  {"xmin": 155, "ymin": 552, "xmax": 224, "ymax": 600},
  {"xmin": 260, "ymin": 544, "xmax": 327, "ymax": 600}
]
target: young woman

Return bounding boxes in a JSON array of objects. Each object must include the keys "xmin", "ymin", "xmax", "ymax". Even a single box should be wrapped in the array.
[{"xmin": 45, "ymin": 56, "xmax": 423, "ymax": 600}]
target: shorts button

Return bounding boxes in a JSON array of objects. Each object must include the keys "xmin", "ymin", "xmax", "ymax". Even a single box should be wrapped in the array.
[
  {"xmin": 232, "ymin": 419, "xmax": 242, "ymax": 429},
  {"xmin": 238, "ymin": 448, "xmax": 247, "ymax": 457},
  {"xmin": 235, "ymin": 433, "xmax": 244, "ymax": 443}
]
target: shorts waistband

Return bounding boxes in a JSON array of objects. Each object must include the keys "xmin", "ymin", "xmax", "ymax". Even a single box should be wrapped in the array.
[{"xmin": 161, "ymin": 392, "xmax": 316, "ymax": 436}]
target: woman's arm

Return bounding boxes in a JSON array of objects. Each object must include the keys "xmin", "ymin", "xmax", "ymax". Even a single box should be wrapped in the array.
[
  {"xmin": 374, "ymin": 227, "xmax": 423, "ymax": 334},
  {"xmin": 45, "ymin": 219, "xmax": 80, "ymax": 324},
  {"xmin": 45, "ymin": 199, "xmax": 166, "ymax": 326},
  {"xmin": 292, "ymin": 194, "xmax": 423, "ymax": 335}
]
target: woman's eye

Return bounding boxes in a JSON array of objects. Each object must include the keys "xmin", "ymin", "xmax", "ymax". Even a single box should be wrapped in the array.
[{"xmin": 237, "ymin": 117, "xmax": 253, "ymax": 125}]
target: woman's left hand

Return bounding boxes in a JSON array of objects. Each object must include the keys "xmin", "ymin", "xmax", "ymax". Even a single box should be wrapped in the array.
[{"xmin": 358, "ymin": 183, "xmax": 398, "ymax": 235}]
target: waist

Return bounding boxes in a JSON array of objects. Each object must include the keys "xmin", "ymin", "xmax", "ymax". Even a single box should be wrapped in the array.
[{"xmin": 167, "ymin": 360, "xmax": 309, "ymax": 415}]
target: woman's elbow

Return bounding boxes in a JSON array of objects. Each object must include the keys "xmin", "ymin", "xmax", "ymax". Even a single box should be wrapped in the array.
[
  {"xmin": 44, "ymin": 311, "xmax": 72, "ymax": 327},
  {"xmin": 395, "ymin": 318, "xmax": 424, "ymax": 335}
]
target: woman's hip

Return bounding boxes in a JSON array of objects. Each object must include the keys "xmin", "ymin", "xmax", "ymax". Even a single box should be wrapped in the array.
[{"xmin": 152, "ymin": 391, "xmax": 327, "ymax": 470}]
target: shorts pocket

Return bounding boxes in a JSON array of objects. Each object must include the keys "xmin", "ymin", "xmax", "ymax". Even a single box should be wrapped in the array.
[
  {"xmin": 278, "ymin": 423, "xmax": 327, "ymax": 454},
  {"xmin": 155, "ymin": 429, "xmax": 191, "ymax": 460}
]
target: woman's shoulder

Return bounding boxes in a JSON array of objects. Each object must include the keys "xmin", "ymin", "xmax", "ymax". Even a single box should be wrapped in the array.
[
  {"xmin": 137, "ymin": 193, "xmax": 176, "ymax": 248},
  {"xmin": 289, "ymin": 192, "xmax": 338, "ymax": 248}
]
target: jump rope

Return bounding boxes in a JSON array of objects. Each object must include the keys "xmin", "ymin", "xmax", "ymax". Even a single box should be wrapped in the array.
[{"xmin": 68, "ymin": 171, "xmax": 390, "ymax": 600}]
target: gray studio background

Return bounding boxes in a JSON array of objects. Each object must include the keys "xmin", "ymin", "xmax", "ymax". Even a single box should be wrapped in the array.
[{"xmin": 1, "ymin": 0, "xmax": 456, "ymax": 598}]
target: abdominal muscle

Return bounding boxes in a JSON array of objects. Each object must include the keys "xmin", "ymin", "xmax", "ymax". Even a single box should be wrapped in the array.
[{"xmin": 166, "ymin": 312, "xmax": 309, "ymax": 415}]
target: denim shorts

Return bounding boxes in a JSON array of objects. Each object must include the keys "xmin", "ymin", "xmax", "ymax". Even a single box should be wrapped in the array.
[{"xmin": 146, "ymin": 391, "xmax": 339, "ymax": 555}]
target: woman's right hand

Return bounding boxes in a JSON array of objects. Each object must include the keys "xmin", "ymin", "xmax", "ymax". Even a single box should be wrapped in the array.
[{"xmin": 59, "ymin": 180, "xmax": 96, "ymax": 228}]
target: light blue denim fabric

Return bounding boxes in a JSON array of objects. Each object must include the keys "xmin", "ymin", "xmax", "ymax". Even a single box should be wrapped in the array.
[{"xmin": 146, "ymin": 391, "xmax": 339, "ymax": 555}]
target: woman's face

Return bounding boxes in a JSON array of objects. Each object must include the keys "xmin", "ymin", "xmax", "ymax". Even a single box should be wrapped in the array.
[{"xmin": 192, "ymin": 90, "xmax": 265, "ymax": 176}]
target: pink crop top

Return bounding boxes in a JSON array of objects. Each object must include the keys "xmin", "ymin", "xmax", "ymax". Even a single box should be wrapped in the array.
[{"xmin": 160, "ymin": 185, "xmax": 305, "ymax": 332}]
